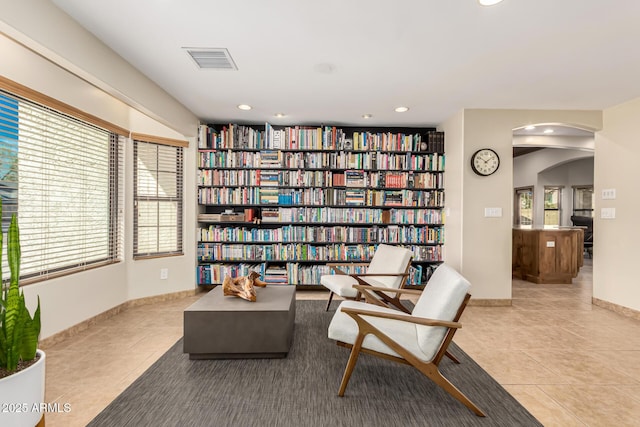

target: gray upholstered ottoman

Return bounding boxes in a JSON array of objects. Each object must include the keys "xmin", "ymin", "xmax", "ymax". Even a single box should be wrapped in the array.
[{"xmin": 183, "ymin": 285, "xmax": 296, "ymax": 359}]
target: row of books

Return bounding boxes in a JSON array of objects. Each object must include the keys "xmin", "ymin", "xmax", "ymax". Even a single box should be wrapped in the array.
[
  {"xmin": 197, "ymin": 243, "xmax": 443, "ymax": 262},
  {"xmin": 198, "ymin": 149, "xmax": 445, "ymax": 172},
  {"xmin": 199, "ymin": 124, "xmax": 443, "ymax": 153},
  {"xmin": 198, "ymin": 124, "xmax": 265, "ymax": 149},
  {"xmin": 197, "ymin": 224, "xmax": 445, "ymax": 245},
  {"xmin": 196, "ymin": 263, "xmax": 265, "ymax": 286},
  {"xmin": 351, "ymin": 131, "xmax": 421, "ymax": 152},
  {"xmin": 195, "ymin": 262, "xmax": 435, "ymax": 286},
  {"xmin": 198, "ymin": 187, "xmax": 444, "ymax": 207},
  {"xmin": 424, "ymin": 131, "xmax": 445, "ymax": 154},
  {"xmin": 197, "ymin": 168, "xmax": 444, "ymax": 190},
  {"xmin": 267, "ymin": 124, "xmax": 431, "ymax": 152},
  {"xmin": 257, "ymin": 207, "xmax": 444, "ymax": 224}
]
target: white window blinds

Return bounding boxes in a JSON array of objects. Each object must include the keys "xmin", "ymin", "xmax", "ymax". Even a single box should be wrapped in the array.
[
  {"xmin": 0, "ymin": 90, "xmax": 124, "ymax": 283},
  {"xmin": 133, "ymin": 140, "xmax": 184, "ymax": 258}
]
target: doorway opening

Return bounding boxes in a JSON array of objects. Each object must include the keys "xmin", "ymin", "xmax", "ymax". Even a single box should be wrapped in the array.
[{"xmin": 512, "ymin": 124, "xmax": 594, "ymax": 294}]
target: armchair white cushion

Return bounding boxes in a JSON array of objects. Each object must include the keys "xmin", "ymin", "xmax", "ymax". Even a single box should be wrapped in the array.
[
  {"xmin": 328, "ymin": 300, "xmax": 429, "ymax": 361},
  {"xmin": 320, "ymin": 244, "xmax": 413, "ymax": 310}
]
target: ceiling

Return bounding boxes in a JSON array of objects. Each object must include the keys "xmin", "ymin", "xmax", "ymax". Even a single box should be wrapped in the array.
[{"xmin": 50, "ymin": 0, "xmax": 640, "ymax": 129}]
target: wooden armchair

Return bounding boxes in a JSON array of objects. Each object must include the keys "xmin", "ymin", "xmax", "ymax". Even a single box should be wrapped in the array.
[
  {"xmin": 327, "ymin": 263, "xmax": 485, "ymax": 417},
  {"xmin": 320, "ymin": 244, "xmax": 413, "ymax": 313}
]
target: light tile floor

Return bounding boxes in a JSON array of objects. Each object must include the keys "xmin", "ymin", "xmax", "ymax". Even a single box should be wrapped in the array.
[{"xmin": 42, "ymin": 259, "xmax": 640, "ymax": 426}]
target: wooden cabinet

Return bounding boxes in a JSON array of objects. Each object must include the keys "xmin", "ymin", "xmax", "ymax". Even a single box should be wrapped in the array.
[{"xmin": 512, "ymin": 228, "xmax": 584, "ymax": 284}]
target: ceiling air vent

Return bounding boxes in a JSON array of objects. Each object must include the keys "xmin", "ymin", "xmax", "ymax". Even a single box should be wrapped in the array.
[{"xmin": 186, "ymin": 48, "xmax": 238, "ymax": 70}]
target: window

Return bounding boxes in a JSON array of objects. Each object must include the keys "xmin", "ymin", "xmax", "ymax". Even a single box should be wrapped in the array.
[
  {"xmin": 573, "ymin": 185, "xmax": 594, "ymax": 217},
  {"xmin": 514, "ymin": 187, "xmax": 533, "ymax": 227},
  {"xmin": 133, "ymin": 139, "xmax": 183, "ymax": 258},
  {"xmin": 544, "ymin": 186, "xmax": 563, "ymax": 227},
  {"xmin": 0, "ymin": 89, "xmax": 124, "ymax": 283}
]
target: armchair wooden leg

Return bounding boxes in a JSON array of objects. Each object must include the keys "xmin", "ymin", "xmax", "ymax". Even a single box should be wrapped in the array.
[
  {"xmin": 445, "ymin": 350, "xmax": 460, "ymax": 364},
  {"xmin": 419, "ymin": 364, "xmax": 485, "ymax": 417},
  {"xmin": 338, "ymin": 334, "xmax": 365, "ymax": 396},
  {"xmin": 325, "ymin": 291, "xmax": 334, "ymax": 311}
]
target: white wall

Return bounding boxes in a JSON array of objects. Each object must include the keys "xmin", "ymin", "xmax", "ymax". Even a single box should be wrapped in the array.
[
  {"xmin": 0, "ymin": 29, "xmax": 199, "ymax": 338},
  {"xmin": 593, "ymin": 98, "xmax": 640, "ymax": 312},
  {"xmin": 0, "ymin": 0, "xmax": 196, "ymax": 137},
  {"xmin": 513, "ymin": 149, "xmax": 594, "ymax": 226},
  {"xmin": 440, "ymin": 110, "xmax": 464, "ymax": 271}
]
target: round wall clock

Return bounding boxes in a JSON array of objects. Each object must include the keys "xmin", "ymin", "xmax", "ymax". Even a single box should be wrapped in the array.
[{"xmin": 471, "ymin": 148, "xmax": 500, "ymax": 176}]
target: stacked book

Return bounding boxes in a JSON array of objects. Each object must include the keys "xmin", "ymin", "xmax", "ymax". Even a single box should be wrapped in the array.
[
  {"xmin": 264, "ymin": 265, "xmax": 288, "ymax": 284},
  {"xmin": 259, "ymin": 150, "xmax": 282, "ymax": 168},
  {"xmin": 259, "ymin": 170, "xmax": 279, "ymax": 186},
  {"xmin": 345, "ymin": 189, "xmax": 365, "ymax": 206},
  {"xmin": 345, "ymin": 170, "xmax": 366, "ymax": 187},
  {"xmin": 261, "ymin": 207, "xmax": 280, "ymax": 222},
  {"xmin": 260, "ymin": 188, "xmax": 279, "ymax": 204}
]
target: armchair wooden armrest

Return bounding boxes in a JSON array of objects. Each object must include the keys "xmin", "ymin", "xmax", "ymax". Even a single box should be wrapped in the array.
[
  {"xmin": 348, "ymin": 273, "xmax": 410, "ymax": 278},
  {"xmin": 352, "ymin": 284, "xmax": 422, "ymax": 295},
  {"xmin": 348, "ymin": 273, "xmax": 409, "ymax": 288},
  {"xmin": 340, "ymin": 306, "xmax": 462, "ymax": 329}
]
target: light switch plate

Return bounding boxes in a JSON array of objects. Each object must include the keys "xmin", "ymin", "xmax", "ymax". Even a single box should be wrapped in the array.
[
  {"xmin": 600, "ymin": 207, "xmax": 616, "ymax": 219},
  {"xmin": 484, "ymin": 207, "xmax": 503, "ymax": 218}
]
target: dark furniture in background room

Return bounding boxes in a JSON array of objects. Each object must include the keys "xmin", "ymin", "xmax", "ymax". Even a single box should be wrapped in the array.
[{"xmin": 571, "ymin": 215, "xmax": 593, "ymax": 258}]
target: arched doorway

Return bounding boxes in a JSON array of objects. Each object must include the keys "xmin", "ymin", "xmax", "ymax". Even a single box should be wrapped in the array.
[{"xmin": 511, "ymin": 123, "xmax": 594, "ymax": 294}]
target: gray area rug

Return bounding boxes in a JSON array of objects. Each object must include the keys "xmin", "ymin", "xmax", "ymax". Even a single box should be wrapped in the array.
[{"xmin": 88, "ymin": 300, "xmax": 541, "ymax": 426}]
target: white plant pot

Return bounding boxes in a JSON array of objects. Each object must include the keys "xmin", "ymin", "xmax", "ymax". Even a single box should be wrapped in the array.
[{"xmin": 0, "ymin": 349, "xmax": 46, "ymax": 427}]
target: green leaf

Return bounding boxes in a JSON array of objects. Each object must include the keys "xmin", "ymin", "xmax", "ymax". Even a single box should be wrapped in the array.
[
  {"xmin": 0, "ymin": 210, "xmax": 41, "ymax": 372},
  {"xmin": 8, "ymin": 214, "xmax": 20, "ymax": 288},
  {"xmin": 19, "ymin": 297, "xmax": 40, "ymax": 361}
]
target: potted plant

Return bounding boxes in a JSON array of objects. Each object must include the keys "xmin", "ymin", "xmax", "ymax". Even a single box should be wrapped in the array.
[{"xmin": 0, "ymin": 202, "xmax": 45, "ymax": 427}]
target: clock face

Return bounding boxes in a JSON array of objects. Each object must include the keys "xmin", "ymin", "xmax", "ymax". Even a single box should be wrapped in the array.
[{"xmin": 471, "ymin": 148, "xmax": 500, "ymax": 176}]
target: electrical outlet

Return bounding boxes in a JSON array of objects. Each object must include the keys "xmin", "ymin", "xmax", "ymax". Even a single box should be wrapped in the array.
[{"xmin": 160, "ymin": 268, "xmax": 169, "ymax": 280}]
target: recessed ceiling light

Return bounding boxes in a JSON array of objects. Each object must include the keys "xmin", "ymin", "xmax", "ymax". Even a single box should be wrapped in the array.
[
  {"xmin": 525, "ymin": 125, "xmax": 536, "ymax": 131},
  {"xmin": 394, "ymin": 107, "xmax": 409, "ymax": 113},
  {"xmin": 237, "ymin": 104, "xmax": 252, "ymax": 111},
  {"xmin": 543, "ymin": 128, "xmax": 554, "ymax": 134},
  {"xmin": 362, "ymin": 114, "xmax": 373, "ymax": 119},
  {"xmin": 275, "ymin": 113, "xmax": 286, "ymax": 118},
  {"xmin": 478, "ymin": 0, "xmax": 504, "ymax": 6}
]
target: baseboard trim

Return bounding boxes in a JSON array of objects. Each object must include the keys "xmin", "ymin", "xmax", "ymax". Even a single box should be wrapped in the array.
[
  {"xmin": 592, "ymin": 297, "xmax": 640, "ymax": 321},
  {"xmin": 468, "ymin": 299, "xmax": 512, "ymax": 307},
  {"xmin": 39, "ymin": 289, "xmax": 200, "ymax": 349}
]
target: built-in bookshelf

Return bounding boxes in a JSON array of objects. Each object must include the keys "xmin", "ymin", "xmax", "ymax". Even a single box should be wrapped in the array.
[{"xmin": 196, "ymin": 123, "xmax": 445, "ymax": 289}]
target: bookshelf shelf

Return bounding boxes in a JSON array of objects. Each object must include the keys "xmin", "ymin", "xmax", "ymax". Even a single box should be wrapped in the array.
[{"xmin": 196, "ymin": 123, "xmax": 445, "ymax": 288}]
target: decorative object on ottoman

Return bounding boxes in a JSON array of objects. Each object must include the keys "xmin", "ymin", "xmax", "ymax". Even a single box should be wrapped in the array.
[{"xmin": 222, "ymin": 271, "xmax": 268, "ymax": 302}]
